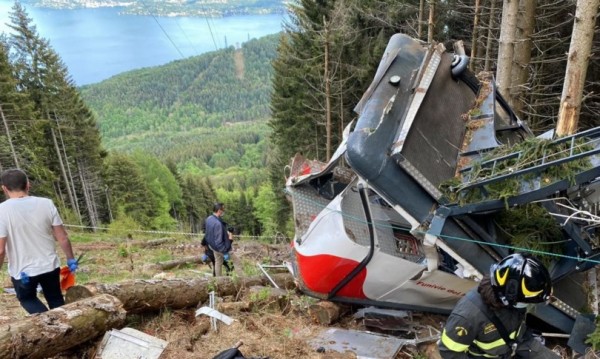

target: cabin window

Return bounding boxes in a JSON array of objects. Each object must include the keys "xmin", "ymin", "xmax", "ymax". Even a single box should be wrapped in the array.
[{"xmin": 340, "ymin": 185, "xmax": 424, "ymax": 262}]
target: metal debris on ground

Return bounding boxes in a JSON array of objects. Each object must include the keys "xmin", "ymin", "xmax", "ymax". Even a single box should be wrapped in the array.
[
  {"xmin": 353, "ymin": 307, "xmax": 412, "ymax": 333},
  {"xmin": 195, "ymin": 306, "xmax": 235, "ymax": 327},
  {"xmin": 309, "ymin": 328, "xmax": 407, "ymax": 359},
  {"xmin": 95, "ymin": 327, "xmax": 168, "ymax": 359},
  {"xmin": 210, "ymin": 290, "xmax": 217, "ymax": 330},
  {"xmin": 256, "ymin": 263, "xmax": 286, "ymax": 288}
]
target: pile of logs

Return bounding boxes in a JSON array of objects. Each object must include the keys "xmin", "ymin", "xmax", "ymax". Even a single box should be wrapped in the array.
[{"xmin": 0, "ymin": 273, "xmax": 295, "ymax": 358}]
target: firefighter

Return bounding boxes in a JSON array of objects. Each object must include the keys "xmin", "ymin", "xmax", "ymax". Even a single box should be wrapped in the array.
[{"xmin": 438, "ymin": 253, "xmax": 560, "ymax": 358}]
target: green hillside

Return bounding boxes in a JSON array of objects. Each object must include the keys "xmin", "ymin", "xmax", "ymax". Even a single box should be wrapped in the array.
[
  {"xmin": 80, "ymin": 34, "xmax": 278, "ymax": 186},
  {"xmin": 81, "ymin": 34, "xmax": 278, "ymax": 139}
]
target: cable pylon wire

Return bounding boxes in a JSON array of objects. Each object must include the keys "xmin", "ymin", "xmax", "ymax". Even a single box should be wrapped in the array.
[
  {"xmin": 205, "ymin": 16, "xmax": 218, "ymax": 51},
  {"xmin": 139, "ymin": 0, "xmax": 186, "ymax": 58},
  {"xmin": 175, "ymin": 19, "xmax": 200, "ymax": 56}
]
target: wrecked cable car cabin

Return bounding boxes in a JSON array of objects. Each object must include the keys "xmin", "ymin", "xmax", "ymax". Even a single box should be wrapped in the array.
[{"xmin": 285, "ymin": 33, "xmax": 600, "ymax": 351}]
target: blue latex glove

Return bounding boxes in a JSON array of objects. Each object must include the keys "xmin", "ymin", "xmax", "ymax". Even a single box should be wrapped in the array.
[
  {"xmin": 20, "ymin": 272, "xmax": 29, "ymax": 284},
  {"xmin": 223, "ymin": 253, "xmax": 230, "ymax": 261},
  {"xmin": 201, "ymin": 253, "xmax": 208, "ymax": 262},
  {"xmin": 67, "ymin": 258, "xmax": 78, "ymax": 272}
]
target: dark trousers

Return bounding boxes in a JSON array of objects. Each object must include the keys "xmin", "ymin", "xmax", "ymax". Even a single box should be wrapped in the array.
[{"xmin": 11, "ymin": 267, "xmax": 65, "ymax": 314}]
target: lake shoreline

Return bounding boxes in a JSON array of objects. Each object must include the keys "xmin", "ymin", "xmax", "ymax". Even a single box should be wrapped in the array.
[
  {"xmin": 21, "ymin": 0, "xmax": 286, "ymax": 18},
  {"xmin": 0, "ymin": 1, "xmax": 284, "ymax": 85}
]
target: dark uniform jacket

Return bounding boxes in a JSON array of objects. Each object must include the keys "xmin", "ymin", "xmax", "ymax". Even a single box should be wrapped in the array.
[
  {"xmin": 438, "ymin": 288, "xmax": 559, "ymax": 359},
  {"xmin": 204, "ymin": 214, "xmax": 231, "ymax": 254}
]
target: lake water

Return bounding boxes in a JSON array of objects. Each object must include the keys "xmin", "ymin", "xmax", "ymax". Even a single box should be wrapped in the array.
[{"xmin": 0, "ymin": 1, "xmax": 285, "ymax": 85}]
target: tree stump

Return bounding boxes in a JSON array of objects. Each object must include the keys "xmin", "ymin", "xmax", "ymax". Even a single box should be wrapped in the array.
[{"xmin": 0, "ymin": 293, "xmax": 125, "ymax": 359}]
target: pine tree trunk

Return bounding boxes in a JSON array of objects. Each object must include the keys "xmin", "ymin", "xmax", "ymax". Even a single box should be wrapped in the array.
[
  {"xmin": 105, "ymin": 185, "xmax": 114, "ymax": 222},
  {"xmin": 78, "ymin": 159, "xmax": 98, "ymax": 229},
  {"xmin": 556, "ymin": 0, "xmax": 599, "ymax": 136},
  {"xmin": 418, "ymin": 0, "xmax": 425, "ymax": 40},
  {"xmin": 65, "ymin": 273, "xmax": 295, "ymax": 313},
  {"xmin": 56, "ymin": 120, "xmax": 81, "ymax": 223},
  {"xmin": 470, "ymin": 0, "xmax": 481, "ymax": 71},
  {"xmin": 54, "ymin": 182, "xmax": 65, "ymax": 208},
  {"xmin": 427, "ymin": 0, "xmax": 436, "ymax": 43},
  {"xmin": 0, "ymin": 103, "xmax": 19, "ymax": 168},
  {"xmin": 511, "ymin": 0, "xmax": 537, "ymax": 118},
  {"xmin": 51, "ymin": 126, "xmax": 78, "ymax": 217},
  {"xmin": 484, "ymin": 0, "xmax": 498, "ymax": 72},
  {"xmin": 496, "ymin": 0, "xmax": 519, "ymax": 105},
  {"xmin": 324, "ymin": 16, "xmax": 332, "ymax": 161},
  {"xmin": 0, "ymin": 294, "xmax": 125, "ymax": 359}
]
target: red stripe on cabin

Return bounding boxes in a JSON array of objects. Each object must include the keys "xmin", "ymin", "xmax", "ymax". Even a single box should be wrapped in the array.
[{"xmin": 295, "ymin": 251, "xmax": 367, "ymax": 299}]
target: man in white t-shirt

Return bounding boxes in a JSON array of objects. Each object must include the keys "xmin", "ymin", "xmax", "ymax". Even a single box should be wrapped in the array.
[{"xmin": 0, "ymin": 169, "xmax": 78, "ymax": 314}]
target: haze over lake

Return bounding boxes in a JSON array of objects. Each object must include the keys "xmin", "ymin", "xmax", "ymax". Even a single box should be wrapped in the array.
[{"xmin": 0, "ymin": 1, "xmax": 284, "ymax": 85}]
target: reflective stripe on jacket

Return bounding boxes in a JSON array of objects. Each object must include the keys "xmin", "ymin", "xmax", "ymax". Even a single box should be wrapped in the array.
[{"xmin": 438, "ymin": 288, "xmax": 525, "ymax": 359}]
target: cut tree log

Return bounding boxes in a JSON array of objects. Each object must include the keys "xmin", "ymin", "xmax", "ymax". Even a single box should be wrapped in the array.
[
  {"xmin": 217, "ymin": 301, "xmax": 252, "ymax": 314},
  {"xmin": 0, "ymin": 293, "xmax": 126, "ymax": 359},
  {"xmin": 66, "ymin": 272, "xmax": 295, "ymax": 313},
  {"xmin": 136, "ymin": 237, "xmax": 175, "ymax": 248},
  {"xmin": 308, "ymin": 301, "xmax": 345, "ymax": 325},
  {"xmin": 154, "ymin": 256, "xmax": 204, "ymax": 270}
]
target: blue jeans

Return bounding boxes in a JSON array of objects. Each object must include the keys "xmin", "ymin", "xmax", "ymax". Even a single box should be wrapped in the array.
[{"xmin": 11, "ymin": 267, "xmax": 65, "ymax": 314}]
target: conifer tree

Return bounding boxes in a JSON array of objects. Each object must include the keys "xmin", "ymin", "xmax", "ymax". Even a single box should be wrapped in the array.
[
  {"xmin": 132, "ymin": 151, "xmax": 183, "ymax": 229},
  {"xmin": 180, "ymin": 173, "xmax": 216, "ymax": 234},
  {"xmin": 103, "ymin": 153, "xmax": 157, "ymax": 227},
  {"xmin": 0, "ymin": 36, "xmax": 53, "ymax": 196},
  {"xmin": 7, "ymin": 2, "xmax": 105, "ymax": 225}
]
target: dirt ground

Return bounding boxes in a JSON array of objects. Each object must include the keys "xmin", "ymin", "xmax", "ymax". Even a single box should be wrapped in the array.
[{"xmin": 0, "ymin": 237, "xmax": 576, "ymax": 358}]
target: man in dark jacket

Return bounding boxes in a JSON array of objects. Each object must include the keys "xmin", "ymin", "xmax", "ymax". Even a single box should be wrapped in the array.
[
  {"xmin": 438, "ymin": 253, "xmax": 560, "ymax": 358},
  {"xmin": 204, "ymin": 202, "xmax": 232, "ymax": 277}
]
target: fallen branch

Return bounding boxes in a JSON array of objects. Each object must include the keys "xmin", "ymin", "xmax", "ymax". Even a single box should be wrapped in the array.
[{"xmin": 0, "ymin": 294, "xmax": 126, "ymax": 359}]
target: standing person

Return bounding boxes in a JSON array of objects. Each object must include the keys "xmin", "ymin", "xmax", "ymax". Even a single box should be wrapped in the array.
[
  {"xmin": 0, "ymin": 169, "xmax": 78, "ymax": 314},
  {"xmin": 204, "ymin": 202, "xmax": 231, "ymax": 277},
  {"xmin": 201, "ymin": 236, "xmax": 234, "ymax": 277},
  {"xmin": 438, "ymin": 253, "xmax": 560, "ymax": 358}
]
